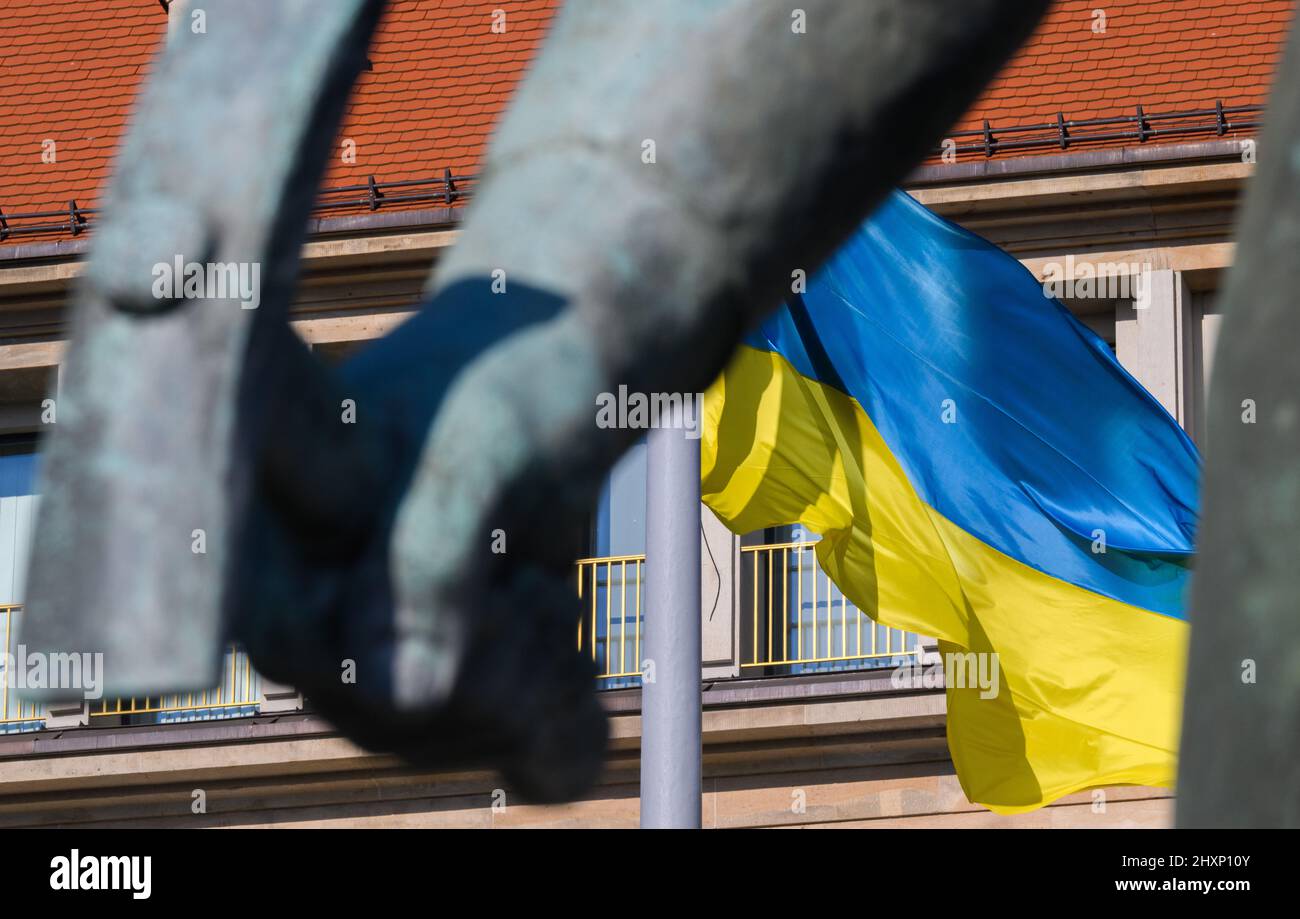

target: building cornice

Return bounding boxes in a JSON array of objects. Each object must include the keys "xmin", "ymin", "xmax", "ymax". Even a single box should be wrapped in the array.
[
  {"xmin": 0, "ymin": 142, "xmax": 1254, "ymax": 362},
  {"xmin": 909, "ymin": 138, "xmax": 1255, "ymax": 186},
  {"xmin": 0, "ymin": 673, "xmax": 948, "ymax": 827}
]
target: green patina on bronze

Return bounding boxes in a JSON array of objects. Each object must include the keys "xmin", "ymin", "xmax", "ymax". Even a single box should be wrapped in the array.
[
  {"xmin": 1178, "ymin": 22, "xmax": 1300, "ymax": 828},
  {"xmin": 21, "ymin": 0, "xmax": 1054, "ymax": 802}
]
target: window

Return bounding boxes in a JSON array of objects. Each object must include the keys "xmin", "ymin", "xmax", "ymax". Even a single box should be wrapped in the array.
[
  {"xmin": 0, "ymin": 434, "xmax": 42, "ymax": 731},
  {"xmin": 582, "ymin": 441, "xmax": 646, "ymax": 687}
]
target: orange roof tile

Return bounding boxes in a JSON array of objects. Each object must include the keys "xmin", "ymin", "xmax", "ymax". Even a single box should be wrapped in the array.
[
  {"xmin": 0, "ymin": 0, "xmax": 560, "ymax": 245},
  {"xmin": 0, "ymin": 0, "xmax": 1293, "ymax": 246},
  {"xmin": 0, "ymin": 0, "xmax": 161, "ymax": 237},
  {"xmin": 938, "ymin": 0, "xmax": 1294, "ymax": 161},
  {"xmin": 323, "ymin": 0, "xmax": 557, "ymax": 191}
]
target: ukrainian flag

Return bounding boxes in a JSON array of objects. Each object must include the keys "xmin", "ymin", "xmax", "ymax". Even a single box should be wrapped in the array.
[{"xmin": 701, "ymin": 191, "xmax": 1199, "ymax": 813}]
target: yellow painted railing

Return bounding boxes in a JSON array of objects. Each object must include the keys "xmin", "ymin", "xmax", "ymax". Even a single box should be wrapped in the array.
[
  {"xmin": 0, "ymin": 604, "xmax": 43, "ymax": 727},
  {"xmin": 2, "ymin": 605, "xmax": 260, "ymax": 723},
  {"xmin": 8, "ymin": 543, "xmax": 915, "ymax": 718},
  {"xmin": 576, "ymin": 553, "xmax": 644, "ymax": 681},
  {"xmin": 575, "ymin": 542, "xmax": 918, "ymax": 681},
  {"xmin": 92, "ymin": 646, "xmax": 258, "ymax": 719},
  {"xmin": 740, "ymin": 541, "xmax": 918, "ymax": 670}
]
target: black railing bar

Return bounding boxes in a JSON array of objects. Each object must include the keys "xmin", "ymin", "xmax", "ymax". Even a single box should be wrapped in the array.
[
  {"xmin": 943, "ymin": 103, "xmax": 1264, "ymax": 140},
  {"xmin": 0, "ymin": 206, "xmax": 101, "ymax": 221},
  {"xmin": 0, "ymin": 191, "xmax": 478, "ymax": 237},
  {"xmin": 2, "ymin": 174, "xmax": 478, "ymax": 232},
  {"xmin": 0, "ymin": 222, "xmax": 84, "ymax": 238},
  {"xmin": 318, "ymin": 173, "xmax": 479, "ymax": 195},
  {"xmin": 949, "ymin": 120, "xmax": 1261, "ymax": 155},
  {"xmin": 311, "ymin": 189, "xmax": 476, "ymax": 212},
  {"xmin": 947, "ymin": 112, "xmax": 1262, "ymax": 145},
  {"xmin": 2, "ymin": 176, "xmax": 480, "ymax": 221},
  {"xmin": 315, "ymin": 186, "xmax": 474, "ymax": 207}
]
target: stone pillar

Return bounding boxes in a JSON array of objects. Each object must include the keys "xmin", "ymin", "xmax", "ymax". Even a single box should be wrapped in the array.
[
  {"xmin": 700, "ymin": 506, "xmax": 740, "ymax": 680},
  {"xmin": 43, "ymin": 700, "xmax": 88, "ymax": 729},
  {"xmin": 259, "ymin": 678, "xmax": 303, "ymax": 714},
  {"xmin": 1194, "ymin": 295, "xmax": 1223, "ymax": 444},
  {"xmin": 1114, "ymin": 269, "xmax": 1195, "ymax": 436}
]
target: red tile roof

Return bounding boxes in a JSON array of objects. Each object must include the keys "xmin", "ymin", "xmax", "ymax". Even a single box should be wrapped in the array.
[
  {"xmin": 0, "ymin": 0, "xmax": 559, "ymax": 245},
  {"xmin": 0, "ymin": 0, "xmax": 161, "ymax": 238},
  {"xmin": 937, "ymin": 0, "xmax": 1294, "ymax": 162},
  {"xmin": 0, "ymin": 0, "xmax": 1292, "ymax": 246},
  {"xmin": 323, "ymin": 0, "xmax": 557, "ymax": 190}
]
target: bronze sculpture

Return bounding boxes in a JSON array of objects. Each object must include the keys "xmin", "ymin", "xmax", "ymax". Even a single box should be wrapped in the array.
[{"xmin": 77, "ymin": 1, "xmax": 1300, "ymax": 811}]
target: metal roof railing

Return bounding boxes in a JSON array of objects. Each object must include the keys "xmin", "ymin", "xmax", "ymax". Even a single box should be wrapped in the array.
[
  {"xmin": 0, "ymin": 169, "xmax": 478, "ymax": 243},
  {"xmin": 935, "ymin": 100, "xmax": 1264, "ymax": 159},
  {"xmin": 0, "ymin": 99, "xmax": 1265, "ymax": 242}
]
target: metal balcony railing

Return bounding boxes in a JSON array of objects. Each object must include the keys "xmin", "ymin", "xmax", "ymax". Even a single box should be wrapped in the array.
[
  {"xmin": 4, "ymin": 543, "xmax": 917, "ymax": 724},
  {"xmin": 740, "ymin": 542, "xmax": 918, "ymax": 672},
  {"xmin": 91, "ymin": 647, "xmax": 259, "ymax": 720},
  {"xmin": 0, "ymin": 605, "xmax": 43, "ymax": 729},
  {"xmin": 575, "ymin": 541, "xmax": 920, "ymax": 685},
  {"xmin": 3, "ymin": 601, "xmax": 261, "ymax": 724},
  {"xmin": 576, "ymin": 553, "xmax": 644, "ymax": 682}
]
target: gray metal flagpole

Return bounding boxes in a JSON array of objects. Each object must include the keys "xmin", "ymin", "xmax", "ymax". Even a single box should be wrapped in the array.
[{"xmin": 640, "ymin": 401, "xmax": 702, "ymax": 828}]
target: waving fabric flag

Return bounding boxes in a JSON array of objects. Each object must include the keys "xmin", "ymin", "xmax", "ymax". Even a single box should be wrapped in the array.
[{"xmin": 700, "ymin": 190, "xmax": 1199, "ymax": 813}]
